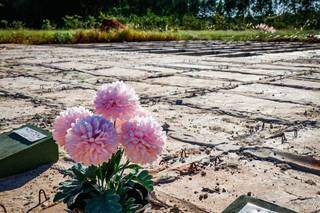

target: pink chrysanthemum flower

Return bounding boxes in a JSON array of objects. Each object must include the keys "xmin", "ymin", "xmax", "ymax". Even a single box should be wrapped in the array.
[
  {"xmin": 52, "ymin": 107, "xmax": 92, "ymax": 146},
  {"xmin": 65, "ymin": 115, "xmax": 118, "ymax": 165},
  {"xmin": 120, "ymin": 116, "xmax": 165, "ymax": 164},
  {"xmin": 93, "ymin": 81, "xmax": 140, "ymax": 121},
  {"xmin": 115, "ymin": 107, "xmax": 149, "ymax": 131}
]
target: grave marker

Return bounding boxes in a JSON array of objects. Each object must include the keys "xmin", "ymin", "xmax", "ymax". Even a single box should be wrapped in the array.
[
  {"xmin": 222, "ymin": 195, "xmax": 296, "ymax": 213},
  {"xmin": 0, "ymin": 124, "xmax": 58, "ymax": 178}
]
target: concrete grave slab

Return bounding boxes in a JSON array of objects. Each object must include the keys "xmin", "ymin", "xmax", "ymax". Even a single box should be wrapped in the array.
[
  {"xmin": 184, "ymin": 92, "xmax": 314, "ymax": 121},
  {"xmin": 229, "ymin": 83, "xmax": 320, "ymax": 107},
  {"xmin": 0, "ymin": 42, "xmax": 319, "ymax": 212},
  {"xmin": 146, "ymin": 75, "xmax": 228, "ymax": 89}
]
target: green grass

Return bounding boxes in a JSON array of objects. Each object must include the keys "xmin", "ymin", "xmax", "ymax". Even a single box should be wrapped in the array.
[
  {"xmin": 177, "ymin": 30, "xmax": 319, "ymax": 42},
  {"xmin": 0, "ymin": 29, "xmax": 319, "ymax": 44},
  {"xmin": 0, "ymin": 29, "xmax": 177, "ymax": 44}
]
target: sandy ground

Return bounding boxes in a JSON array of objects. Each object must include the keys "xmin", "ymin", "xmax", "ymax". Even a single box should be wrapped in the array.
[{"xmin": 0, "ymin": 41, "xmax": 320, "ymax": 212}]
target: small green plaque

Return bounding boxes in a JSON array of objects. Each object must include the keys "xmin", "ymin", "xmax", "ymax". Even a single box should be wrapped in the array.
[
  {"xmin": 0, "ymin": 124, "xmax": 59, "ymax": 179},
  {"xmin": 222, "ymin": 195, "xmax": 297, "ymax": 213}
]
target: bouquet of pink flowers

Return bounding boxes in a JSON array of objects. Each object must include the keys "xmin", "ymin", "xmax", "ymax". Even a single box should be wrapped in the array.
[{"xmin": 52, "ymin": 81, "xmax": 166, "ymax": 212}]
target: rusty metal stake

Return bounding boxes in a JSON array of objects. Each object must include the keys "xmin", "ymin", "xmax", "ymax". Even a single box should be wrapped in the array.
[
  {"xmin": 180, "ymin": 149, "xmax": 187, "ymax": 158},
  {"xmin": 159, "ymin": 160, "xmax": 165, "ymax": 165},
  {"xmin": 0, "ymin": 204, "xmax": 7, "ymax": 213},
  {"xmin": 39, "ymin": 189, "xmax": 49, "ymax": 204},
  {"xmin": 281, "ymin": 133, "xmax": 287, "ymax": 144},
  {"xmin": 214, "ymin": 156, "xmax": 222, "ymax": 166},
  {"xmin": 294, "ymin": 128, "xmax": 298, "ymax": 138},
  {"xmin": 25, "ymin": 189, "xmax": 50, "ymax": 213}
]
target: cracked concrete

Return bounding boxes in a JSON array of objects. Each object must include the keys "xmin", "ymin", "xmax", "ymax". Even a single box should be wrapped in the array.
[{"xmin": 0, "ymin": 41, "xmax": 319, "ymax": 212}]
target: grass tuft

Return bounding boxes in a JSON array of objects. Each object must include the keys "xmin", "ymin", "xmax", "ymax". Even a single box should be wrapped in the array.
[
  {"xmin": 177, "ymin": 30, "xmax": 319, "ymax": 42},
  {"xmin": 0, "ymin": 29, "xmax": 178, "ymax": 44},
  {"xmin": 0, "ymin": 29, "xmax": 318, "ymax": 44}
]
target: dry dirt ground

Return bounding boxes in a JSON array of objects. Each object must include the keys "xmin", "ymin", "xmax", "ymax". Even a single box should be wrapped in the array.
[{"xmin": 0, "ymin": 41, "xmax": 320, "ymax": 212}]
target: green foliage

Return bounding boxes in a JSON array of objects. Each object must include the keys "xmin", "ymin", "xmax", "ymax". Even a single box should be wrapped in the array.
[
  {"xmin": 53, "ymin": 32, "xmax": 73, "ymax": 44},
  {"xmin": 181, "ymin": 15, "xmax": 208, "ymax": 30},
  {"xmin": 0, "ymin": 28, "xmax": 176, "ymax": 44},
  {"xmin": 0, "ymin": 29, "xmax": 318, "ymax": 44},
  {"xmin": 126, "ymin": 12, "xmax": 175, "ymax": 31},
  {"xmin": 0, "ymin": 0, "xmax": 319, "ymax": 30},
  {"xmin": 10, "ymin": 21, "xmax": 25, "ymax": 29},
  {"xmin": 63, "ymin": 15, "xmax": 84, "ymax": 29},
  {"xmin": 83, "ymin": 16, "xmax": 97, "ymax": 29},
  {"xmin": 0, "ymin": 20, "xmax": 8, "ymax": 28},
  {"xmin": 132, "ymin": 170, "xmax": 153, "ymax": 192},
  {"xmin": 85, "ymin": 191, "xmax": 122, "ymax": 213},
  {"xmin": 53, "ymin": 150, "xmax": 153, "ymax": 212},
  {"xmin": 211, "ymin": 15, "xmax": 227, "ymax": 30},
  {"xmin": 61, "ymin": 15, "xmax": 98, "ymax": 29},
  {"xmin": 41, "ymin": 19, "xmax": 55, "ymax": 30}
]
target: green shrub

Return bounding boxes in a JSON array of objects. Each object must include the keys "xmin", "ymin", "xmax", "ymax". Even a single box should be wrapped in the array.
[
  {"xmin": 53, "ymin": 31, "xmax": 73, "ymax": 43},
  {"xmin": 41, "ymin": 19, "xmax": 55, "ymax": 30},
  {"xmin": 10, "ymin": 21, "xmax": 25, "ymax": 29},
  {"xmin": 211, "ymin": 15, "xmax": 227, "ymax": 30},
  {"xmin": 181, "ymin": 15, "xmax": 204, "ymax": 30},
  {"xmin": 83, "ymin": 16, "xmax": 97, "ymax": 29},
  {"xmin": 63, "ymin": 15, "xmax": 84, "ymax": 29},
  {"xmin": 126, "ymin": 12, "xmax": 174, "ymax": 30},
  {"xmin": 0, "ymin": 20, "xmax": 8, "ymax": 28}
]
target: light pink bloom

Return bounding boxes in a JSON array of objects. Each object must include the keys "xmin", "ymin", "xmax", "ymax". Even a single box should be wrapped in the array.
[
  {"xmin": 120, "ymin": 116, "xmax": 165, "ymax": 164},
  {"xmin": 52, "ymin": 107, "xmax": 92, "ymax": 146},
  {"xmin": 115, "ymin": 107, "xmax": 149, "ymax": 131},
  {"xmin": 93, "ymin": 81, "xmax": 140, "ymax": 121},
  {"xmin": 65, "ymin": 115, "xmax": 118, "ymax": 165}
]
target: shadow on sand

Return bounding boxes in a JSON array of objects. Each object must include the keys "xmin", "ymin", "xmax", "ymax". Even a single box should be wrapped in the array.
[{"xmin": 0, "ymin": 164, "xmax": 52, "ymax": 192}]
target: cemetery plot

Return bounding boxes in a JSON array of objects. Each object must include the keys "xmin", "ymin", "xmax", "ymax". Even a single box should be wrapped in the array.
[
  {"xmin": 184, "ymin": 92, "xmax": 314, "ymax": 121},
  {"xmin": 127, "ymin": 82, "xmax": 185, "ymax": 98},
  {"xmin": 229, "ymin": 83, "xmax": 320, "ymax": 107},
  {"xmin": 146, "ymin": 75, "xmax": 228, "ymax": 89},
  {"xmin": 0, "ymin": 77, "xmax": 59, "ymax": 96},
  {"xmin": 181, "ymin": 70, "xmax": 265, "ymax": 82},
  {"xmin": 0, "ymin": 97, "xmax": 48, "ymax": 122},
  {"xmin": 156, "ymin": 155, "xmax": 320, "ymax": 212},
  {"xmin": 267, "ymin": 77, "xmax": 320, "ymax": 91},
  {"xmin": 40, "ymin": 88, "xmax": 96, "ymax": 108},
  {"xmin": 69, "ymin": 41, "xmax": 320, "ymax": 57},
  {"xmin": 263, "ymin": 127, "xmax": 320, "ymax": 156},
  {"xmin": 0, "ymin": 42, "xmax": 319, "ymax": 212}
]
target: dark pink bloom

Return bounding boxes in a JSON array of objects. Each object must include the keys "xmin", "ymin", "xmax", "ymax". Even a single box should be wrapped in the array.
[
  {"xmin": 65, "ymin": 115, "xmax": 118, "ymax": 165},
  {"xmin": 52, "ymin": 107, "xmax": 92, "ymax": 146}
]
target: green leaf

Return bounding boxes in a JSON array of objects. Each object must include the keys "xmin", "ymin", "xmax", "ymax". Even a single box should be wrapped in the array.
[
  {"xmin": 71, "ymin": 164, "xmax": 87, "ymax": 181},
  {"xmin": 53, "ymin": 177, "xmax": 99, "ymax": 207},
  {"xmin": 124, "ymin": 163, "xmax": 141, "ymax": 172},
  {"xmin": 121, "ymin": 197, "xmax": 138, "ymax": 213},
  {"xmin": 112, "ymin": 150, "xmax": 124, "ymax": 169},
  {"xmin": 133, "ymin": 170, "xmax": 153, "ymax": 192},
  {"xmin": 100, "ymin": 149, "xmax": 124, "ymax": 181},
  {"xmin": 53, "ymin": 179, "xmax": 83, "ymax": 203},
  {"xmin": 85, "ymin": 165, "xmax": 98, "ymax": 182},
  {"xmin": 85, "ymin": 191, "xmax": 122, "ymax": 213},
  {"xmin": 68, "ymin": 164, "xmax": 98, "ymax": 184}
]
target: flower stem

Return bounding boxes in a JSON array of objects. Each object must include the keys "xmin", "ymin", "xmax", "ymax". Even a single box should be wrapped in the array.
[
  {"xmin": 116, "ymin": 160, "xmax": 130, "ymax": 192},
  {"xmin": 98, "ymin": 165, "xmax": 104, "ymax": 191}
]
